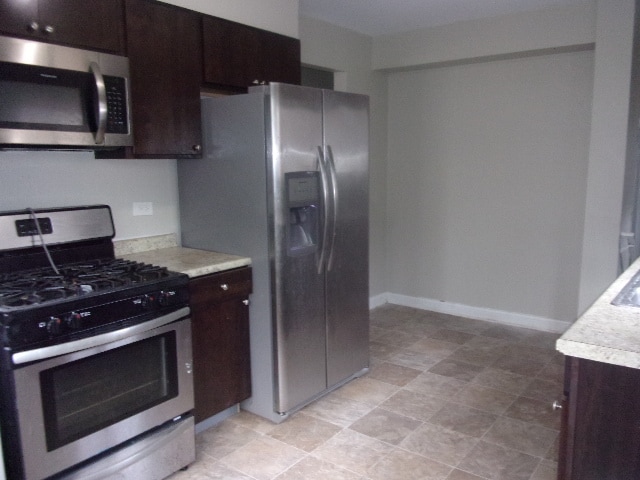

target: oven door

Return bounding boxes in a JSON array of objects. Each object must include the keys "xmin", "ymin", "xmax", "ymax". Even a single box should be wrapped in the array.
[{"xmin": 12, "ymin": 311, "xmax": 193, "ymax": 480}]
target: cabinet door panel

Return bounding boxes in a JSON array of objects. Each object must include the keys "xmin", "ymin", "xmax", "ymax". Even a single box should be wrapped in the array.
[
  {"xmin": 259, "ymin": 30, "xmax": 301, "ymax": 85},
  {"xmin": 125, "ymin": 0, "xmax": 202, "ymax": 157},
  {"xmin": 38, "ymin": 0, "xmax": 125, "ymax": 53},
  {"xmin": 189, "ymin": 268, "xmax": 252, "ymax": 422},
  {"xmin": 0, "ymin": 0, "xmax": 38, "ymax": 37},
  {"xmin": 0, "ymin": 0, "xmax": 125, "ymax": 54},
  {"xmin": 202, "ymin": 16, "xmax": 258, "ymax": 90},
  {"xmin": 191, "ymin": 297, "xmax": 251, "ymax": 421},
  {"xmin": 202, "ymin": 15, "xmax": 300, "ymax": 90},
  {"xmin": 562, "ymin": 358, "xmax": 640, "ymax": 480},
  {"xmin": 190, "ymin": 267, "xmax": 253, "ymax": 304}
]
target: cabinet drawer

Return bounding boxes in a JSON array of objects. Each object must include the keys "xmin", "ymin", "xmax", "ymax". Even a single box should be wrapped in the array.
[{"xmin": 189, "ymin": 267, "xmax": 252, "ymax": 304}]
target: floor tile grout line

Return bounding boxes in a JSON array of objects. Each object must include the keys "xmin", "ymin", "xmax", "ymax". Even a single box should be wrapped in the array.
[{"xmin": 183, "ymin": 306, "xmax": 562, "ymax": 480}]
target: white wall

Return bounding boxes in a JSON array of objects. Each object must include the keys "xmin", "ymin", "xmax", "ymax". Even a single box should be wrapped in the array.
[
  {"xmin": 300, "ymin": 17, "xmax": 370, "ymax": 75},
  {"xmin": 372, "ymin": 0, "xmax": 639, "ymax": 328},
  {"xmin": 0, "ymin": 152, "xmax": 179, "ymax": 240},
  {"xmin": 386, "ymin": 51, "xmax": 594, "ymax": 326},
  {"xmin": 619, "ymin": 2, "xmax": 640, "ymax": 272},
  {"xmin": 368, "ymin": 3, "xmax": 600, "ymax": 328},
  {"xmin": 373, "ymin": 3, "xmax": 596, "ymax": 70},
  {"xmin": 578, "ymin": 0, "xmax": 637, "ymax": 313}
]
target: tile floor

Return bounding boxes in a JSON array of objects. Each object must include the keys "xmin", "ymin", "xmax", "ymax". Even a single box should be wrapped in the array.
[{"xmin": 168, "ymin": 304, "xmax": 564, "ymax": 480}]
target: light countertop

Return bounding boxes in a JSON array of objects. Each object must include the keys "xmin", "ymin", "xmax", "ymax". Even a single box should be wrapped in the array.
[
  {"xmin": 557, "ymin": 256, "xmax": 640, "ymax": 369},
  {"xmin": 115, "ymin": 234, "xmax": 251, "ymax": 278}
]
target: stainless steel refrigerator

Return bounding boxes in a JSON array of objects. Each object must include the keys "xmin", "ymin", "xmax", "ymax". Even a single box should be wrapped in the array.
[{"xmin": 178, "ymin": 83, "xmax": 369, "ymax": 423}]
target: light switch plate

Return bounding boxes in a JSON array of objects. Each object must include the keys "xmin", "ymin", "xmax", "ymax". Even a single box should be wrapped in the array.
[{"xmin": 133, "ymin": 202, "xmax": 153, "ymax": 216}]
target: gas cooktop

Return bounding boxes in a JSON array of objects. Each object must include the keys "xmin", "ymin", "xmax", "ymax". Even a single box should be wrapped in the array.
[
  {"xmin": 0, "ymin": 258, "xmax": 178, "ymax": 311},
  {"xmin": 0, "ymin": 206, "xmax": 190, "ymax": 351}
]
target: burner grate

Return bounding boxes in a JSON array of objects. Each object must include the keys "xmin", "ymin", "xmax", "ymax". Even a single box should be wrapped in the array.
[{"xmin": 0, "ymin": 259, "xmax": 171, "ymax": 308}]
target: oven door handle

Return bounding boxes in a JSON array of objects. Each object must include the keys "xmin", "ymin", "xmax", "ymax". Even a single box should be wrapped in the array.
[{"xmin": 12, "ymin": 307, "xmax": 190, "ymax": 365}]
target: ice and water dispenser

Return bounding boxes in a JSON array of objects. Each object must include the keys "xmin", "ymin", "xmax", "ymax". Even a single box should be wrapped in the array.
[{"xmin": 286, "ymin": 172, "xmax": 320, "ymax": 256}]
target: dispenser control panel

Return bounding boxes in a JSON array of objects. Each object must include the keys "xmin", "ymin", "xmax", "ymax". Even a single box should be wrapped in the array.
[
  {"xmin": 287, "ymin": 172, "xmax": 319, "ymax": 207},
  {"xmin": 286, "ymin": 172, "xmax": 320, "ymax": 256}
]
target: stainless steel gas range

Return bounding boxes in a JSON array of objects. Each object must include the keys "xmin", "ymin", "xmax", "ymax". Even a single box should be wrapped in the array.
[{"xmin": 0, "ymin": 205, "xmax": 195, "ymax": 480}]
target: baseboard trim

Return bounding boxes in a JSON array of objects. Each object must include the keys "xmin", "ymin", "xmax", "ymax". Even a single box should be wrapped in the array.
[
  {"xmin": 369, "ymin": 293, "xmax": 388, "ymax": 310},
  {"xmin": 370, "ymin": 292, "xmax": 570, "ymax": 334}
]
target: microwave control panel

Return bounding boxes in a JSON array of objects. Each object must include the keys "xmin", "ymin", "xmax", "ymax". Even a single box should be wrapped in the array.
[{"xmin": 104, "ymin": 76, "xmax": 129, "ymax": 134}]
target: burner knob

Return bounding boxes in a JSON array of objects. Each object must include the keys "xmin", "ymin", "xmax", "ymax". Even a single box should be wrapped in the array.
[
  {"xmin": 47, "ymin": 317, "xmax": 63, "ymax": 335},
  {"xmin": 141, "ymin": 294, "xmax": 156, "ymax": 309},
  {"xmin": 158, "ymin": 291, "xmax": 171, "ymax": 307},
  {"xmin": 66, "ymin": 312, "xmax": 83, "ymax": 330}
]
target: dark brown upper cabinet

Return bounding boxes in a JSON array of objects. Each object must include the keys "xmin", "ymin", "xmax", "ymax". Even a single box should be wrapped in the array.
[
  {"xmin": 0, "ymin": 0, "xmax": 126, "ymax": 54},
  {"xmin": 123, "ymin": 0, "xmax": 203, "ymax": 158},
  {"xmin": 202, "ymin": 15, "xmax": 301, "ymax": 91}
]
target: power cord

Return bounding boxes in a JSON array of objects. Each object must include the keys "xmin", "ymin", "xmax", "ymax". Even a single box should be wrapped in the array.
[{"xmin": 28, "ymin": 208, "xmax": 60, "ymax": 275}]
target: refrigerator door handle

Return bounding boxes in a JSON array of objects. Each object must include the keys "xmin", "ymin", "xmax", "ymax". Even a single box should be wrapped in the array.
[
  {"xmin": 325, "ymin": 145, "xmax": 339, "ymax": 271},
  {"xmin": 317, "ymin": 146, "xmax": 331, "ymax": 275}
]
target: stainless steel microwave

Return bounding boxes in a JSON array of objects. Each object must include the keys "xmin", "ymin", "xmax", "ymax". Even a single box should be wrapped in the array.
[{"xmin": 0, "ymin": 36, "xmax": 133, "ymax": 149}]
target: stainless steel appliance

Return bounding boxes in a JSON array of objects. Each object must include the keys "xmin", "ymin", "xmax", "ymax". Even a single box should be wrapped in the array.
[
  {"xmin": 0, "ymin": 36, "xmax": 133, "ymax": 149},
  {"xmin": 0, "ymin": 205, "xmax": 194, "ymax": 480},
  {"xmin": 178, "ymin": 83, "xmax": 369, "ymax": 422}
]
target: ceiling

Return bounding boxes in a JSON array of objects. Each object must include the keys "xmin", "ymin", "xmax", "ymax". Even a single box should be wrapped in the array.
[{"xmin": 298, "ymin": 0, "xmax": 592, "ymax": 37}]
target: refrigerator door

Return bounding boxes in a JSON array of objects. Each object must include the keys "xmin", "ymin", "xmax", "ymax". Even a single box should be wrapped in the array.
[
  {"xmin": 323, "ymin": 90, "xmax": 370, "ymax": 386},
  {"xmin": 269, "ymin": 84, "xmax": 327, "ymax": 413},
  {"xmin": 178, "ymin": 93, "xmax": 283, "ymax": 422}
]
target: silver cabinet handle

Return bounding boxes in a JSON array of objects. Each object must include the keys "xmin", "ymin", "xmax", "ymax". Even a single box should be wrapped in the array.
[
  {"xmin": 220, "ymin": 283, "xmax": 229, "ymax": 291},
  {"xmin": 552, "ymin": 400, "xmax": 563, "ymax": 411},
  {"xmin": 242, "ymin": 299, "xmax": 249, "ymax": 306},
  {"xmin": 192, "ymin": 144, "xmax": 202, "ymax": 153},
  {"xmin": 27, "ymin": 21, "xmax": 39, "ymax": 32},
  {"xmin": 90, "ymin": 62, "xmax": 107, "ymax": 144},
  {"xmin": 43, "ymin": 25, "xmax": 55, "ymax": 34}
]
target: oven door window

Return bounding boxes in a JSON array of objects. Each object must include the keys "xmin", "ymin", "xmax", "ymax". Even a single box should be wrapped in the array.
[
  {"xmin": 0, "ymin": 61, "xmax": 96, "ymax": 133},
  {"xmin": 40, "ymin": 331, "xmax": 178, "ymax": 451}
]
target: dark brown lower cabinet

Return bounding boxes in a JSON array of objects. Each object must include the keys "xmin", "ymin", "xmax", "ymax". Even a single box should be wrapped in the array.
[
  {"xmin": 558, "ymin": 356, "xmax": 640, "ymax": 479},
  {"xmin": 188, "ymin": 267, "xmax": 252, "ymax": 422}
]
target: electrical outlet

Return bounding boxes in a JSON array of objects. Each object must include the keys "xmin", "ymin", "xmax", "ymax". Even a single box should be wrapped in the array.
[{"xmin": 133, "ymin": 202, "xmax": 153, "ymax": 216}]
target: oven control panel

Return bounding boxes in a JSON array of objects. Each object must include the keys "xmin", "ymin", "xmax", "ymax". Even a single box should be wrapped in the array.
[{"xmin": 4, "ymin": 285, "xmax": 190, "ymax": 351}]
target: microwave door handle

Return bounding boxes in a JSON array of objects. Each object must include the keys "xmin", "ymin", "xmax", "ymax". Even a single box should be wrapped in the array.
[{"xmin": 90, "ymin": 62, "xmax": 107, "ymax": 144}]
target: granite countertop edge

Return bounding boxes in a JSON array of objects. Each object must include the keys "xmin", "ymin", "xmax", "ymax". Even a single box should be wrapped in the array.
[
  {"xmin": 557, "ymin": 256, "xmax": 640, "ymax": 369},
  {"xmin": 114, "ymin": 234, "xmax": 251, "ymax": 278}
]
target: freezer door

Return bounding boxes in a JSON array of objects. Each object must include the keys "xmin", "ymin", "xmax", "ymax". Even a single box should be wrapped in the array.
[
  {"xmin": 269, "ymin": 84, "xmax": 327, "ymax": 413},
  {"xmin": 323, "ymin": 90, "xmax": 370, "ymax": 386}
]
